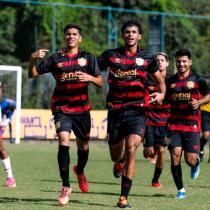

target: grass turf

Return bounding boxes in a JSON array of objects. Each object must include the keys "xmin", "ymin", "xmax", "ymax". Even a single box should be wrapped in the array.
[{"xmin": 0, "ymin": 141, "xmax": 210, "ymax": 209}]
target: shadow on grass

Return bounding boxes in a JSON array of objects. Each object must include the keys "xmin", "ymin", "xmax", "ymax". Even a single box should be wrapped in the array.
[
  {"xmin": 187, "ymin": 184, "xmax": 210, "ymax": 189},
  {"xmin": 0, "ymin": 197, "xmax": 111, "ymax": 208},
  {"xmin": 72, "ymin": 190, "xmax": 174, "ymax": 198},
  {"xmin": 0, "ymin": 197, "xmax": 55, "ymax": 204}
]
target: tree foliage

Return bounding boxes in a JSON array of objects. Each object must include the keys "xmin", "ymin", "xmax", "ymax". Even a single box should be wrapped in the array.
[{"xmin": 0, "ymin": 0, "xmax": 209, "ymax": 109}]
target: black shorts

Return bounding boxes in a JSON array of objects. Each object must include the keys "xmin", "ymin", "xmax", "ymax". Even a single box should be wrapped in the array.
[
  {"xmin": 167, "ymin": 130, "xmax": 200, "ymax": 153},
  {"xmin": 144, "ymin": 125, "xmax": 167, "ymax": 148},
  {"xmin": 107, "ymin": 109, "xmax": 146, "ymax": 145},
  {"xmin": 201, "ymin": 111, "xmax": 210, "ymax": 132},
  {"xmin": 54, "ymin": 112, "xmax": 91, "ymax": 141}
]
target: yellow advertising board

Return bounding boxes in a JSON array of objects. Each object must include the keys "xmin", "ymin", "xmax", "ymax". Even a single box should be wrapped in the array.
[{"xmin": 3, "ymin": 109, "xmax": 107, "ymax": 140}]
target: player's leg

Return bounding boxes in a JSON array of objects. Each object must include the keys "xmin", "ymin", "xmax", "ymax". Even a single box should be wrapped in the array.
[
  {"xmin": 200, "ymin": 111, "xmax": 210, "ymax": 161},
  {"xmin": 117, "ymin": 110, "xmax": 145, "ymax": 208},
  {"xmin": 151, "ymin": 126, "xmax": 167, "ymax": 187},
  {"xmin": 143, "ymin": 125, "xmax": 155, "ymax": 160},
  {"xmin": 54, "ymin": 112, "xmax": 72, "ymax": 206},
  {"xmin": 151, "ymin": 146, "xmax": 166, "ymax": 187},
  {"xmin": 0, "ymin": 126, "xmax": 16, "ymax": 187},
  {"xmin": 183, "ymin": 132, "xmax": 200, "ymax": 180},
  {"xmin": 110, "ymin": 140, "xmax": 125, "ymax": 178},
  {"xmin": 168, "ymin": 131, "xmax": 186, "ymax": 199},
  {"xmin": 72, "ymin": 112, "xmax": 91, "ymax": 193},
  {"xmin": 107, "ymin": 110, "xmax": 126, "ymax": 179}
]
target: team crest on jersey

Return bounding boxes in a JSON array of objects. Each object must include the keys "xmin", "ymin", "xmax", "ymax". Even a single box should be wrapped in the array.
[
  {"xmin": 136, "ymin": 58, "xmax": 144, "ymax": 66},
  {"xmin": 78, "ymin": 58, "xmax": 87, "ymax": 66},
  {"xmin": 186, "ymin": 81, "xmax": 195, "ymax": 89}
]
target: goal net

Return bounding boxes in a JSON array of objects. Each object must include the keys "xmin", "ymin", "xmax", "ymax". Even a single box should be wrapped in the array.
[{"xmin": 0, "ymin": 65, "xmax": 22, "ymax": 144}]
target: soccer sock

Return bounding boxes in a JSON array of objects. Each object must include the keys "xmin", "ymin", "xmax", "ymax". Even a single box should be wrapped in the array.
[
  {"xmin": 57, "ymin": 145, "xmax": 70, "ymax": 187},
  {"xmin": 118, "ymin": 158, "xmax": 125, "ymax": 164},
  {"xmin": 200, "ymin": 136, "xmax": 207, "ymax": 152},
  {"xmin": 1, "ymin": 157, "xmax": 13, "ymax": 178},
  {"xmin": 152, "ymin": 167, "xmax": 162, "ymax": 183},
  {"xmin": 76, "ymin": 148, "xmax": 89, "ymax": 175},
  {"xmin": 171, "ymin": 164, "xmax": 183, "ymax": 190},
  {"xmin": 121, "ymin": 176, "xmax": 132, "ymax": 199}
]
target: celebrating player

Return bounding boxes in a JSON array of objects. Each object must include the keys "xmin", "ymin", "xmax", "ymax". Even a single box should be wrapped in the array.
[
  {"xmin": 28, "ymin": 24, "xmax": 103, "ymax": 206},
  {"xmin": 0, "ymin": 82, "xmax": 16, "ymax": 187},
  {"xmin": 144, "ymin": 52, "xmax": 170, "ymax": 188},
  {"xmin": 166, "ymin": 49, "xmax": 210, "ymax": 199},
  {"xmin": 98, "ymin": 20, "xmax": 165, "ymax": 208}
]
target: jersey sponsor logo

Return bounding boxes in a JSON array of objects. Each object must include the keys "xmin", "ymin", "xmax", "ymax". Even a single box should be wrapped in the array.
[
  {"xmin": 60, "ymin": 72, "xmax": 79, "ymax": 81},
  {"xmin": 78, "ymin": 58, "xmax": 87, "ymax": 66},
  {"xmin": 171, "ymin": 92, "xmax": 191, "ymax": 101},
  {"xmin": 136, "ymin": 58, "xmax": 144, "ymax": 66},
  {"xmin": 113, "ymin": 69, "xmax": 137, "ymax": 78},
  {"xmin": 186, "ymin": 81, "xmax": 195, "ymax": 89}
]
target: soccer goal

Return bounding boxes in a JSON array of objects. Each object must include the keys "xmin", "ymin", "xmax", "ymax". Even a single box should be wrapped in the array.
[{"xmin": 0, "ymin": 65, "xmax": 22, "ymax": 144}]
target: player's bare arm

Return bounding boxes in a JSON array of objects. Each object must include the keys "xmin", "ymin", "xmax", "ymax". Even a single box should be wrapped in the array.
[
  {"xmin": 77, "ymin": 72, "xmax": 103, "ymax": 87},
  {"xmin": 28, "ymin": 49, "xmax": 49, "ymax": 78},
  {"xmin": 190, "ymin": 94, "xmax": 210, "ymax": 109},
  {"xmin": 150, "ymin": 71, "xmax": 166, "ymax": 104}
]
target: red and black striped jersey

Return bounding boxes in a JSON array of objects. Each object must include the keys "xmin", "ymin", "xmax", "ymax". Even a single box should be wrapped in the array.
[
  {"xmin": 166, "ymin": 71, "xmax": 210, "ymax": 133},
  {"xmin": 98, "ymin": 47, "xmax": 158, "ymax": 110},
  {"xmin": 37, "ymin": 51, "xmax": 101, "ymax": 114},
  {"xmin": 145, "ymin": 75, "xmax": 170, "ymax": 126}
]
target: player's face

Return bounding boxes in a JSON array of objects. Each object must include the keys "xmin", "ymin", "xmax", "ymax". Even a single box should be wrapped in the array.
[
  {"xmin": 175, "ymin": 56, "xmax": 192, "ymax": 75},
  {"xmin": 156, "ymin": 55, "xmax": 169, "ymax": 78},
  {"xmin": 64, "ymin": 28, "xmax": 82, "ymax": 49},
  {"xmin": 122, "ymin": 26, "xmax": 142, "ymax": 47}
]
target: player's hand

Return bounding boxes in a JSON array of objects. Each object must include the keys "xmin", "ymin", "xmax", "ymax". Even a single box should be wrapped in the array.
[
  {"xmin": 77, "ymin": 71, "xmax": 92, "ymax": 82},
  {"xmin": 31, "ymin": 49, "xmax": 49, "ymax": 59},
  {"xmin": 189, "ymin": 98, "xmax": 200, "ymax": 109},
  {"xmin": 149, "ymin": 92, "xmax": 165, "ymax": 105},
  {"xmin": 57, "ymin": 47, "xmax": 67, "ymax": 56}
]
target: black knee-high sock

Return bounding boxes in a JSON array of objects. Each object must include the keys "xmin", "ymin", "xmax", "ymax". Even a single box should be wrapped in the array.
[
  {"xmin": 57, "ymin": 145, "xmax": 70, "ymax": 187},
  {"xmin": 200, "ymin": 136, "xmax": 207, "ymax": 152},
  {"xmin": 76, "ymin": 149, "xmax": 89, "ymax": 175},
  {"xmin": 171, "ymin": 164, "xmax": 183, "ymax": 190},
  {"xmin": 152, "ymin": 167, "xmax": 162, "ymax": 183},
  {"xmin": 121, "ymin": 176, "xmax": 132, "ymax": 199}
]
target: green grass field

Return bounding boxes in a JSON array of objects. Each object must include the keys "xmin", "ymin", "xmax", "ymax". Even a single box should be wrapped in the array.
[{"xmin": 0, "ymin": 141, "xmax": 210, "ymax": 210}]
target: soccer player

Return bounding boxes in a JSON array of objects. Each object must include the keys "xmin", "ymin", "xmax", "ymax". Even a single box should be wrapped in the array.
[
  {"xmin": 28, "ymin": 24, "xmax": 103, "ymax": 206},
  {"xmin": 0, "ymin": 98, "xmax": 16, "ymax": 143},
  {"xmin": 166, "ymin": 49, "xmax": 210, "ymax": 199},
  {"xmin": 199, "ymin": 100, "xmax": 210, "ymax": 162},
  {"xmin": 143, "ymin": 52, "xmax": 170, "ymax": 188},
  {"xmin": 98, "ymin": 20, "xmax": 165, "ymax": 208},
  {"xmin": 0, "ymin": 82, "xmax": 16, "ymax": 187}
]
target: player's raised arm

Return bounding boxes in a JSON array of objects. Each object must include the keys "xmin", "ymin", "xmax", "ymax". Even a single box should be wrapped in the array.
[{"xmin": 28, "ymin": 49, "xmax": 49, "ymax": 78}]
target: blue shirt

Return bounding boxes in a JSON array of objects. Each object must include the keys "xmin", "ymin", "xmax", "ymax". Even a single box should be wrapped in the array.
[{"xmin": 0, "ymin": 99, "xmax": 16, "ymax": 121}]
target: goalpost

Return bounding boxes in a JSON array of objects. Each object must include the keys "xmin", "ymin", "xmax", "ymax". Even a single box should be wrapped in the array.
[{"xmin": 0, "ymin": 65, "xmax": 22, "ymax": 144}]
